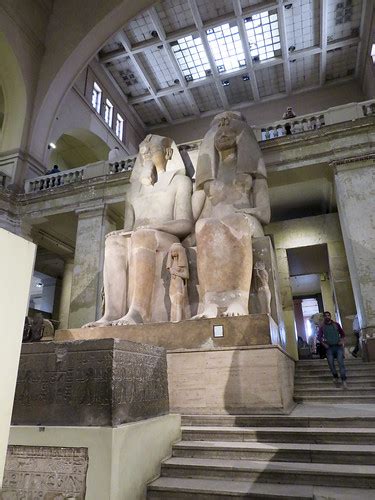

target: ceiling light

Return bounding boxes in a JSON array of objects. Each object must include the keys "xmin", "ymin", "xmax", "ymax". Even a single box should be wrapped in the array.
[
  {"xmin": 48, "ymin": 142, "xmax": 56, "ymax": 150},
  {"xmin": 242, "ymin": 74, "xmax": 250, "ymax": 81},
  {"xmin": 222, "ymin": 80, "xmax": 230, "ymax": 86},
  {"xmin": 284, "ymin": 3, "xmax": 292, "ymax": 9},
  {"xmin": 36, "ymin": 282, "xmax": 43, "ymax": 288}
]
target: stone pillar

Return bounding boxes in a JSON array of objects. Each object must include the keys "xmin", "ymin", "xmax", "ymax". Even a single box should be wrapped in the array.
[
  {"xmin": 332, "ymin": 155, "xmax": 375, "ymax": 338},
  {"xmin": 275, "ymin": 248, "xmax": 298, "ymax": 359},
  {"xmin": 327, "ymin": 240, "xmax": 357, "ymax": 345},
  {"xmin": 58, "ymin": 259, "xmax": 74, "ymax": 329},
  {"xmin": 293, "ymin": 298, "xmax": 307, "ymax": 342},
  {"xmin": 69, "ymin": 206, "xmax": 116, "ymax": 328},
  {"xmin": 320, "ymin": 273, "xmax": 336, "ymax": 317}
]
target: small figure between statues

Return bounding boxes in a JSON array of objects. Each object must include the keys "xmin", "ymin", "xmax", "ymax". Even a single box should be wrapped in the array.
[{"xmin": 166, "ymin": 242, "xmax": 190, "ymax": 322}]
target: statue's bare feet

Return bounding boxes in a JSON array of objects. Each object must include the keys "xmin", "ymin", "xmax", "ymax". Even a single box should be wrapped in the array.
[
  {"xmin": 82, "ymin": 317, "xmax": 112, "ymax": 328},
  {"xmin": 221, "ymin": 301, "xmax": 248, "ymax": 317},
  {"xmin": 111, "ymin": 310, "xmax": 143, "ymax": 326},
  {"xmin": 191, "ymin": 303, "xmax": 218, "ymax": 319}
]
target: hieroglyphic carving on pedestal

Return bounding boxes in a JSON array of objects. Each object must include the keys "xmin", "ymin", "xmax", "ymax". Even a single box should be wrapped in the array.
[
  {"xmin": 12, "ymin": 339, "xmax": 169, "ymax": 426},
  {"xmin": 2, "ymin": 445, "xmax": 88, "ymax": 499}
]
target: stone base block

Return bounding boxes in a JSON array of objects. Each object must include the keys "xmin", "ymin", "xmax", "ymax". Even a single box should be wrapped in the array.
[
  {"xmin": 3, "ymin": 414, "xmax": 180, "ymax": 500},
  {"xmin": 56, "ymin": 314, "xmax": 281, "ymax": 350},
  {"xmin": 167, "ymin": 345, "xmax": 295, "ymax": 415},
  {"xmin": 11, "ymin": 339, "xmax": 169, "ymax": 427}
]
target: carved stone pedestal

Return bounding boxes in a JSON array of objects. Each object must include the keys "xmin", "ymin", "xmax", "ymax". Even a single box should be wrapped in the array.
[
  {"xmin": 56, "ymin": 314, "xmax": 281, "ymax": 349},
  {"xmin": 11, "ymin": 339, "xmax": 169, "ymax": 427}
]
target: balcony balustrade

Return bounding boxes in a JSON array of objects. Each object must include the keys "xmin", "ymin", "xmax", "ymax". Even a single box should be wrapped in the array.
[{"xmin": 24, "ymin": 99, "xmax": 375, "ymax": 194}]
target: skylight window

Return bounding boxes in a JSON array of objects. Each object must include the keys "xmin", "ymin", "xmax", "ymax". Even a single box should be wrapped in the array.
[
  {"xmin": 92, "ymin": 82, "xmax": 102, "ymax": 113},
  {"xmin": 245, "ymin": 9, "xmax": 281, "ymax": 62},
  {"xmin": 105, "ymin": 99, "xmax": 113, "ymax": 127},
  {"xmin": 171, "ymin": 35, "xmax": 211, "ymax": 82},
  {"xmin": 206, "ymin": 22, "xmax": 245, "ymax": 74}
]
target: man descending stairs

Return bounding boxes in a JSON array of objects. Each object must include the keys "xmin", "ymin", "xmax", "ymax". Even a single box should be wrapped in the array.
[
  {"xmin": 147, "ymin": 358, "xmax": 375, "ymax": 499},
  {"xmin": 294, "ymin": 358, "xmax": 375, "ymax": 404}
]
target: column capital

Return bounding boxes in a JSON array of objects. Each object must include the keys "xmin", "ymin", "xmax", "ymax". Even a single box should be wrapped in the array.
[
  {"xmin": 330, "ymin": 153, "xmax": 375, "ymax": 174},
  {"xmin": 75, "ymin": 204, "xmax": 107, "ymax": 219}
]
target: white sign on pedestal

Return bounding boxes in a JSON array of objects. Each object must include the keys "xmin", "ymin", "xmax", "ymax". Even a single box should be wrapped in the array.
[{"xmin": 0, "ymin": 229, "xmax": 35, "ymax": 487}]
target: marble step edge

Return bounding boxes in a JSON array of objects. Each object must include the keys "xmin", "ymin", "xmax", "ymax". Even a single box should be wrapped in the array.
[
  {"xmin": 147, "ymin": 477, "xmax": 375, "ymax": 499},
  {"xmin": 294, "ymin": 396, "xmax": 375, "ymax": 402},
  {"xmin": 160, "ymin": 458, "xmax": 375, "ymax": 488},
  {"xmin": 294, "ymin": 389, "xmax": 375, "ymax": 395},
  {"xmin": 181, "ymin": 425, "xmax": 375, "ymax": 435},
  {"xmin": 161, "ymin": 456, "xmax": 375, "ymax": 476},
  {"xmin": 148, "ymin": 477, "xmax": 314, "ymax": 498},
  {"xmin": 294, "ymin": 387, "xmax": 375, "ymax": 392},
  {"xmin": 173, "ymin": 440, "xmax": 375, "ymax": 454},
  {"xmin": 180, "ymin": 417, "xmax": 375, "ymax": 428}
]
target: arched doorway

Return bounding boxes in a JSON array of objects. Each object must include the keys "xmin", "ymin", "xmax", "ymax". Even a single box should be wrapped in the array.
[{"xmin": 48, "ymin": 129, "xmax": 110, "ymax": 170}]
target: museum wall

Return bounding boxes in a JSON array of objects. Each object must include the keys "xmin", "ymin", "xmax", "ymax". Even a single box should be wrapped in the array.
[
  {"xmin": 155, "ymin": 80, "xmax": 365, "ymax": 144},
  {"xmin": 0, "ymin": 1, "xmax": 52, "ymax": 152},
  {"xmin": 266, "ymin": 213, "xmax": 357, "ymax": 355},
  {"xmin": 28, "ymin": 0, "xmax": 157, "ymax": 164},
  {"xmin": 47, "ymin": 62, "xmax": 146, "ymax": 171}
]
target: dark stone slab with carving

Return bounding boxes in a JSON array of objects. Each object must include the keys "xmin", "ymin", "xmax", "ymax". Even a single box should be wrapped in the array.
[
  {"xmin": 11, "ymin": 339, "xmax": 169, "ymax": 427},
  {"xmin": 1, "ymin": 445, "xmax": 88, "ymax": 499}
]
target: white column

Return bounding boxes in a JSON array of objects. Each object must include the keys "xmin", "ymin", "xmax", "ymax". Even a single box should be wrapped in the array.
[
  {"xmin": 69, "ymin": 206, "xmax": 116, "ymax": 328},
  {"xmin": 333, "ymin": 155, "xmax": 375, "ymax": 337},
  {"xmin": 58, "ymin": 259, "xmax": 74, "ymax": 329}
]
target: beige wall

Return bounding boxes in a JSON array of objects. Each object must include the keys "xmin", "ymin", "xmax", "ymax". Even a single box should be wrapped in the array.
[
  {"xmin": 29, "ymin": 0, "xmax": 157, "ymax": 165},
  {"xmin": 266, "ymin": 213, "xmax": 357, "ymax": 350},
  {"xmin": 8, "ymin": 414, "xmax": 181, "ymax": 500},
  {"xmin": 154, "ymin": 80, "xmax": 365, "ymax": 144}
]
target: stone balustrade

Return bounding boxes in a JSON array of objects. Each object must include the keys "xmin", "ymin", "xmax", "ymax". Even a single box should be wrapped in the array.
[
  {"xmin": 24, "ymin": 157, "xmax": 136, "ymax": 194},
  {"xmin": 24, "ymin": 99, "xmax": 375, "ymax": 193},
  {"xmin": 25, "ymin": 167, "xmax": 85, "ymax": 193},
  {"xmin": 252, "ymin": 98, "xmax": 375, "ymax": 142},
  {"xmin": 108, "ymin": 156, "xmax": 136, "ymax": 174},
  {"xmin": 0, "ymin": 171, "xmax": 11, "ymax": 189}
]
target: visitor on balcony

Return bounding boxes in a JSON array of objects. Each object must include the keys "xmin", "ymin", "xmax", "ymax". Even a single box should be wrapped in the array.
[
  {"xmin": 47, "ymin": 164, "xmax": 61, "ymax": 175},
  {"xmin": 283, "ymin": 106, "xmax": 296, "ymax": 119}
]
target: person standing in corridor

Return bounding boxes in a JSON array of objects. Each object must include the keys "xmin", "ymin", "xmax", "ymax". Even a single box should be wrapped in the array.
[{"xmin": 317, "ymin": 311, "xmax": 348, "ymax": 389}]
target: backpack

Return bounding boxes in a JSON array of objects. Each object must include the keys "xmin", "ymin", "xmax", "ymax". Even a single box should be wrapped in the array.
[{"xmin": 323, "ymin": 323, "xmax": 340, "ymax": 346}]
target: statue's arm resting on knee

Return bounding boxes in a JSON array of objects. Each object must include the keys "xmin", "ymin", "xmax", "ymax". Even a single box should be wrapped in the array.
[{"xmin": 235, "ymin": 159, "xmax": 271, "ymax": 225}]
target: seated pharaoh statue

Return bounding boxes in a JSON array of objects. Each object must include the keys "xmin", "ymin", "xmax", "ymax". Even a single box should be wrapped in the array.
[
  {"xmin": 83, "ymin": 134, "xmax": 193, "ymax": 327},
  {"xmin": 192, "ymin": 111, "xmax": 271, "ymax": 318}
]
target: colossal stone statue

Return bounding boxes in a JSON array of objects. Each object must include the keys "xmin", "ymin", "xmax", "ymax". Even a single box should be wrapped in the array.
[
  {"xmin": 192, "ymin": 111, "xmax": 271, "ymax": 318},
  {"xmin": 83, "ymin": 134, "xmax": 193, "ymax": 327}
]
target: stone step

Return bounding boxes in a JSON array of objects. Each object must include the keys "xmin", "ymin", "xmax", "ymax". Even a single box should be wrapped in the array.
[
  {"xmin": 148, "ymin": 477, "xmax": 375, "ymax": 499},
  {"xmin": 294, "ymin": 388, "xmax": 375, "ymax": 396},
  {"xmin": 172, "ymin": 440, "xmax": 375, "ymax": 465},
  {"xmin": 160, "ymin": 457, "xmax": 375, "ymax": 488},
  {"xmin": 294, "ymin": 395, "xmax": 375, "ymax": 404},
  {"xmin": 295, "ymin": 365, "xmax": 375, "ymax": 374},
  {"xmin": 296, "ymin": 373, "xmax": 375, "ymax": 381},
  {"xmin": 181, "ymin": 415, "xmax": 375, "ymax": 428},
  {"xmin": 295, "ymin": 380, "xmax": 375, "ymax": 388},
  {"xmin": 296, "ymin": 359, "xmax": 370, "ymax": 366},
  {"xmin": 181, "ymin": 426, "xmax": 375, "ymax": 444}
]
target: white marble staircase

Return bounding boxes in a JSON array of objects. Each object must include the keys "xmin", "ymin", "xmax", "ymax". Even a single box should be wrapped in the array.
[
  {"xmin": 147, "ymin": 359, "xmax": 375, "ymax": 499},
  {"xmin": 294, "ymin": 358, "xmax": 375, "ymax": 404}
]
